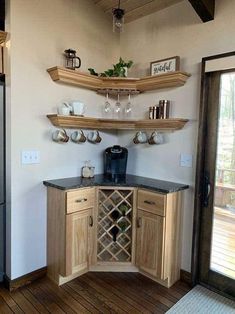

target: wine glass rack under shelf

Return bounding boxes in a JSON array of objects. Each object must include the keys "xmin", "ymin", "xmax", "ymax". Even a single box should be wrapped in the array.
[
  {"xmin": 97, "ymin": 89, "xmax": 140, "ymax": 96},
  {"xmin": 97, "ymin": 189, "xmax": 134, "ymax": 263}
]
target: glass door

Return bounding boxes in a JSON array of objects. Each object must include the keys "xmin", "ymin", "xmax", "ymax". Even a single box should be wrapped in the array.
[
  {"xmin": 199, "ymin": 70, "xmax": 235, "ymax": 298},
  {"xmin": 210, "ymin": 72, "xmax": 235, "ymax": 282}
]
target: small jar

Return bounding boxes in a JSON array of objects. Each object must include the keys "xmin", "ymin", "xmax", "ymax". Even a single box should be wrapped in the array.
[
  {"xmin": 89, "ymin": 166, "xmax": 95, "ymax": 178},
  {"xmin": 82, "ymin": 163, "xmax": 90, "ymax": 178},
  {"xmin": 153, "ymin": 106, "xmax": 159, "ymax": 119},
  {"xmin": 82, "ymin": 161, "xmax": 95, "ymax": 178},
  {"xmin": 159, "ymin": 100, "xmax": 170, "ymax": 119},
  {"xmin": 149, "ymin": 106, "xmax": 154, "ymax": 119}
]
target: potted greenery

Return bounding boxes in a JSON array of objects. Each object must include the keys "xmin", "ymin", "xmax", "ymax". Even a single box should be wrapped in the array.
[{"xmin": 88, "ymin": 57, "xmax": 133, "ymax": 78}]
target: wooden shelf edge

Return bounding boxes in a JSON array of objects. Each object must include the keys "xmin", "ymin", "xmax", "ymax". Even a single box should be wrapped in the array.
[
  {"xmin": 137, "ymin": 71, "xmax": 191, "ymax": 92},
  {"xmin": 47, "ymin": 66, "xmax": 101, "ymax": 90},
  {"xmin": 47, "ymin": 66, "xmax": 191, "ymax": 92},
  {"xmin": 0, "ymin": 31, "xmax": 7, "ymax": 45},
  {"xmin": 47, "ymin": 114, "xmax": 188, "ymax": 131}
]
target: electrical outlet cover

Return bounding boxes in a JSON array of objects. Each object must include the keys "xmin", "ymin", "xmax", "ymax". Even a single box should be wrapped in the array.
[
  {"xmin": 180, "ymin": 153, "xmax": 193, "ymax": 168},
  {"xmin": 21, "ymin": 151, "xmax": 40, "ymax": 164}
]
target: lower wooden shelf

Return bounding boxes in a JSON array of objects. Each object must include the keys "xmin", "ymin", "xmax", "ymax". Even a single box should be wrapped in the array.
[{"xmin": 47, "ymin": 114, "xmax": 188, "ymax": 131}]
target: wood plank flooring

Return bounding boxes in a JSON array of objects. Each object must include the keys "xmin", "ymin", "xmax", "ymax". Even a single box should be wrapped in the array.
[
  {"xmin": 0, "ymin": 272, "xmax": 191, "ymax": 313},
  {"xmin": 211, "ymin": 207, "xmax": 235, "ymax": 279}
]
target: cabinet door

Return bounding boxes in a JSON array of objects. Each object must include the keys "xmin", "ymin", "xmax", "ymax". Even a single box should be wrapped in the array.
[
  {"xmin": 63, "ymin": 209, "xmax": 93, "ymax": 276},
  {"xmin": 136, "ymin": 209, "xmax": 165, "ymax": 279}
]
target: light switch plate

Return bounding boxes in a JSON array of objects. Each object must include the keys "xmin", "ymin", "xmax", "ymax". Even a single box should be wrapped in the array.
[
  {"xmin": 180, "ymin": 153, "xmax": 193, "ymax": 168},
  {"xmin": 22, "ymin": 151, "xmax": 40, "ymax": 164}
]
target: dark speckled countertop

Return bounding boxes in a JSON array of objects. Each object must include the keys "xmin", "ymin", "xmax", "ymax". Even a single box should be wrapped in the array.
[{"xmin": 43, "ymin": 174, "xmax": 189, "ymax": 194}]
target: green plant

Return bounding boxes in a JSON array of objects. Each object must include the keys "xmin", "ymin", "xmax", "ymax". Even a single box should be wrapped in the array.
[{"xmin": 88, "ymin": 57, "xmax": 133, "ymax": 78}]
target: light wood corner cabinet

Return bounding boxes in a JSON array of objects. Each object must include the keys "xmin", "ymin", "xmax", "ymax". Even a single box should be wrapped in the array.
[
  {"xmin": 47, "ymin": 186, "xmax": 96, "ymax": 285},
  {"xmin": 136, "ymin": 190, "xmax": 182, "ymax": 287},
  {"xmin": 46, "ymin": 185, "xmax": 183, "ymax": 288}
]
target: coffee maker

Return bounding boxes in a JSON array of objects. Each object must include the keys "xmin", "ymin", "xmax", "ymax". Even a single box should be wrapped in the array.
[{"xmin": 104, "ymin": 146, "xmax": 128, "ymax": 180}]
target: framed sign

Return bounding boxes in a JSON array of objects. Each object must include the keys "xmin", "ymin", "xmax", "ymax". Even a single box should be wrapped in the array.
[{"xmin": 150, "ymin": 56, "xmax": 180, "ymax": 76}]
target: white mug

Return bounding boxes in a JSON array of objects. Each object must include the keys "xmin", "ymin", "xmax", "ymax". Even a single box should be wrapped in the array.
[
  {"xmin": 87, "ymin": 130, "xmax": 102, "ymax": 143},
  {"xmin": 57, "ymin": 103, "xmax": 71, "ymax": 115},
  {"xmin": 52, "ymin": 129, "xmax": 69, "ymax": 143},
  {"xmin": 70, "ymin": 101, "xmax": 85, "ymax": 116},
  {"xmin": 71, "ymin": 130, "xmax": 86, "ymax": 143},
  {"xmin": 133, "ymin": 131, "xmax": 148, "ymax": 144},
  {"xmin": 148, "ymin": 131, "xmax": 164, "ymax": 145}
]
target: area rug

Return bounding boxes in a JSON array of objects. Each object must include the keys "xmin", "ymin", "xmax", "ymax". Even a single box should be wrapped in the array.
[{"xmin": 167, "ymin": 285, "xmax": 235, "ymax": 313}]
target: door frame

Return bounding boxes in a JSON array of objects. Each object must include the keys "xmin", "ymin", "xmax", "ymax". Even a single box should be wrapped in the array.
[
  {"xmin": 192, "ymin": 51, "xmax": 235, "ymax": 289},
  {"xmin": 0, "ymin": 75, "xmax": 5, "ymax": 282}
]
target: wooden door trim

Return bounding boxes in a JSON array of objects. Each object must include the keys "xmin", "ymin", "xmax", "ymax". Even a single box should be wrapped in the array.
[
  {"xmin": 192, "ymin": 51, "xmax": 235, "ymax": 286},
  {"xmin": 199, "ymin": 71, "xmax": 221, "ymax": 282}
]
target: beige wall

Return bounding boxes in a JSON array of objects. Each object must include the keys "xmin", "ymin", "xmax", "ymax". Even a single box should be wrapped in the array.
[
  {"xmin": 6, "ymin": 0, "xmax": 119, "ymax": 279},
  {"xmin": 6, "ymin": 0, "xmax": 235, "ymax": 279},
  {"xmin": 119, "ymin": 0, "xmax": 235, "ymax": 271}
]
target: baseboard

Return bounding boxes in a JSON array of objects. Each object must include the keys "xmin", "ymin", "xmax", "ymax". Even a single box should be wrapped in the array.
[
  {"xmin": 180, "ymin": 269, "xmax": 192, "ymax": 285},
  {"xmin": 4, "ymin": 267, "xmax": 47, "ymax": 291}
]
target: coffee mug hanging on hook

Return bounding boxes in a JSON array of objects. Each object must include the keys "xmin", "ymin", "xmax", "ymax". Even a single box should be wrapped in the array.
[{"xmin": 64, "ymin": 49, "xmax": 81, "ymax": 70}]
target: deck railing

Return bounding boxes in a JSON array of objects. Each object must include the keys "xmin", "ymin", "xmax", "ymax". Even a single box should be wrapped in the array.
[{"xmin": 215, "ymin": 168, "xmax": 235, "ymax": 208}]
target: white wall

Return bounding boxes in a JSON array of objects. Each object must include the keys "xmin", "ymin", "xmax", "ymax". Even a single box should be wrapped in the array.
[
  {"xmin": 6, "ymin": 0, "xmax": 119, "ymax": 279},
  {"xmin": 6, "ymin": 0, "xmax": 235, "ymax": 279},
  {"xmin": 119, "ymin": 0, "xmax": 235, "ymax": 271}
]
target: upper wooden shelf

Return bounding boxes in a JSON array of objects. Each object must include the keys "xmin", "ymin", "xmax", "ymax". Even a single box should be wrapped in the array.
[
  {"xmin": 47, "ymin": 66, "xmax": 191, "ymax": 93},
  {"xmin": 0, "ymin": 31, "xmax": 7, "ymax": 45},
  {"xmin": 47, "ymin": 114, "xmax": 188, "ymax": 131}
]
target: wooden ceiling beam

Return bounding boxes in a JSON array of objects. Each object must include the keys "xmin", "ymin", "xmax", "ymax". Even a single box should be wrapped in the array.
[
  {"xmin": 102, "ymin": 0, "xmax": 129, "ymax": 13},
  {"xmin": 104, "ymin": 0, "xmax": 153, "ymax": 14},
  {"xmin": 93, "ymin": 0, "xmax": 184, "ymax": 23},
  {"xmin": 124, "ymin": 0, "xmax": 183, "ymax": 23},
  {"xmin": 188, "ymin": 0, "xmax": 215, "ymax": 22}
]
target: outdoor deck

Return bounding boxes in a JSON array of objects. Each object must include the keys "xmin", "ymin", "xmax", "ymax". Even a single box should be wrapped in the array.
[{"xmin": 211, "ymin": 206, "xmax": 235, "ymax": 279}]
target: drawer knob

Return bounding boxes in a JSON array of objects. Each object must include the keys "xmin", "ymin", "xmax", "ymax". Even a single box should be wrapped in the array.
[
  {"xmin": 144, "ymin": 200, "xmax": 156, "ymax": 205},
  {"xmin": 75, "ymin": 198, "xmax": 88, "ymax": 203}
]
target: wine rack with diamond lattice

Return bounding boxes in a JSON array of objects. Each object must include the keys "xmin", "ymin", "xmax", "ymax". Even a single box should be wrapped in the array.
[{"xmin": 97, "ymin": 188, "xmax": 134, "ymax": 263}]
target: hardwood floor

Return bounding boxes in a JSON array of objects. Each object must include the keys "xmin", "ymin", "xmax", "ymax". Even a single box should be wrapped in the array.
[
  {"xmin": 0, "ymin": 272, "xmax": 191, "ymax": 313},
  {"xmin": 211, "ymin": 207, "xmax": 235, "ymax": 279}
]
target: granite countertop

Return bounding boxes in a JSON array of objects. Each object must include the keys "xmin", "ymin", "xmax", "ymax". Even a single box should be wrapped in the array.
[{"xmin": 43, "ymin": 174, "xmax": 189, "ymax": 194}]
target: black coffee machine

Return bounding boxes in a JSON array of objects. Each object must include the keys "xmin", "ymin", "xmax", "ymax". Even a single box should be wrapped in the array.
[{"xmin": 104, "ymin": 145, "xmax": 128, "ymax": 180}]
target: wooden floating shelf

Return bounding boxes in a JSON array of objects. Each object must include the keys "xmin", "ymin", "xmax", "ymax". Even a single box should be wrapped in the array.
[
  {"xmin": 47, "ymin": 114, "xmax": 188, "ymax": 131},
  {"xmin": 0, "ymin": 31, "xmax": 7, "ymax": 45},
  {"xmin": 47, "ymin": 66, "xmax": 191, "ymax": 93}
]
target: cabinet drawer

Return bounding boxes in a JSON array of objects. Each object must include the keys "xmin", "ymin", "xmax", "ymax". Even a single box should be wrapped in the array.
[
  {"xmin": 137, "ymin": 189, "xmax": 166, "ymax": 216},
  {"xmin": 66, "ymin": 188, "xmax": 95, "ymax": 214}
]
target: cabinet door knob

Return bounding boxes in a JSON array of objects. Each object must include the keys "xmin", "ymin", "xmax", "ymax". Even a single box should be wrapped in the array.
[
  {"xmin": 75, "ymin": 198, "xmax": 88, "ymax": 203},
  {"xmin": 144, "ymin": 200, "xmax": 156, "ymax": 205},
  {"xmin": 137, "ymin": 217, "xmax": 142, "ymax": 228},
  {"xmin": 89, "ymin": 215, "xmax": 93, "ymax": 227}
]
